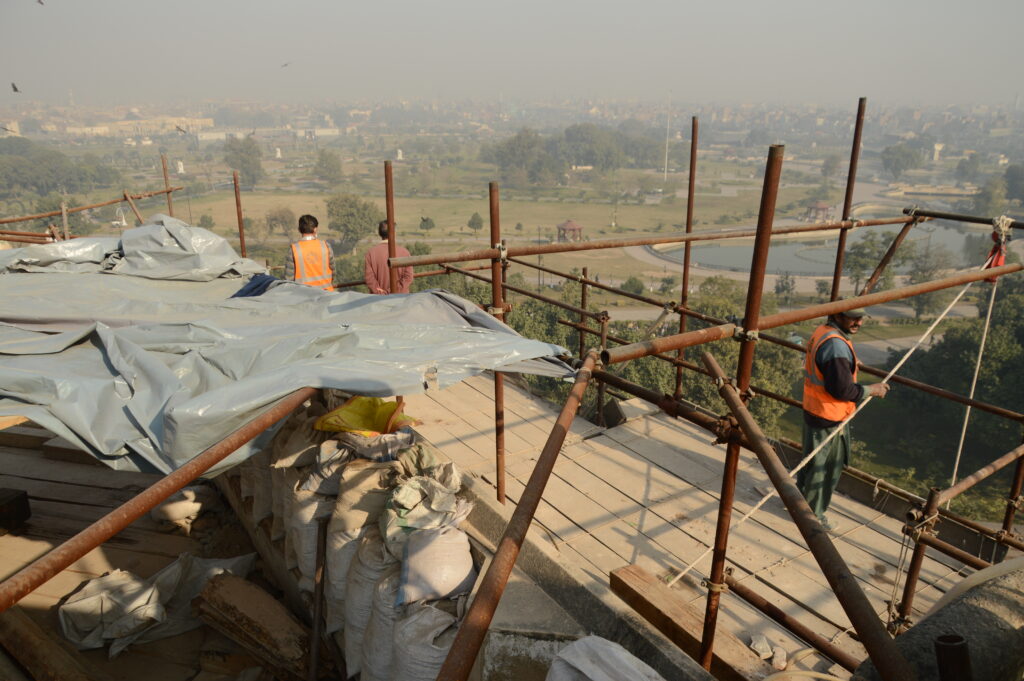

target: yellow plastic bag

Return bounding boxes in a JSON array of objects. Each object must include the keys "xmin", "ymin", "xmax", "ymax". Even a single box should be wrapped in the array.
[{"xmin": 315, "ymin": 396, "xmax": 417, "ymax": 435}]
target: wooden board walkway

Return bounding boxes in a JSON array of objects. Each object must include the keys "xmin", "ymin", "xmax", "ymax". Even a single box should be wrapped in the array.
[
  {"xmin": 0, "ymin": 424, "xmax": 214, "ymax": 681},
  {"xmin": 405, "ymin": 372, "xmax": 980, "ymax": 678}
]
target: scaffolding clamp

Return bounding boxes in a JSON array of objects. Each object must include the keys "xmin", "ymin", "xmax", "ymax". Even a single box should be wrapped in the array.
[
  {"xmin": 493, "ymin": 242, "xmax": 508, "ymax": 264},
  {"xmin": 1007, "ymin": 494, "xmax": 1023, "ymax": 511},
  {"xmin": 702, "ymin": 578, "xmax": 729, "ymax": 594},
  {"xmin": 733, "ymin": 327, "xmax": 759, "ymax": 343}
]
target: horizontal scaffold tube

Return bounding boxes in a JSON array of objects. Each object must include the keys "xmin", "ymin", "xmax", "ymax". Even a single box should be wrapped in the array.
[
  {"xmin": 0, "ymin": 387, "xmax": 318, "ymax": 613},
  {"xmin": 603, "ymin": 263, "xmax": 1022, "ymax": 364},
  {"xmin": 389, "ymin": 217, "xmax": 917, "ymax": 268},
  {"xmin": 0, "ymin": 186, "xmax": 183, "ymax": 225}
]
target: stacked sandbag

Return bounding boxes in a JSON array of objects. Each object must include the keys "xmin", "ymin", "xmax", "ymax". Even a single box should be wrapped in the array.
[
  {"xmin": 333, "ymin": 459, "xmax": 403, "ymax": 533},
  {"xmin": 343, "ymin": 527, "xmax": 399, "ymax": 677},
  {"xmin": 390, "ymin": 604, "xmax": 459, "ymax": 681},
  {"xmin": 380, "ymin": 458, "xmax": 470, "ymax": 560},
  {"xmin": 397, "ymin": 527, "xmax": 477, "ymax": 606},
  {"xmin": 360, "ymin": 569, "xmax": 403, "ymax": 681},
  {"xmin": 324, "ymin": 525, "xmax": 366, "ymax": 633}
]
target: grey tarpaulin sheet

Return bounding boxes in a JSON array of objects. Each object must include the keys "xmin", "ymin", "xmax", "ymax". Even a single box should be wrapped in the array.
[{"xmin": 0, "ymin": 217, "xmax": 570, "ymax": 475}]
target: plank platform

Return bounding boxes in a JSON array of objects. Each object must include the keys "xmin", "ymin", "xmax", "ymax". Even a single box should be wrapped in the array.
[
  {"xmin": 0, "ymin": 424, "xmax": 216, "ymax": 681},
  {"xmin": 405, "ymin": 372, "xmax": 991, "ymax": 678}
]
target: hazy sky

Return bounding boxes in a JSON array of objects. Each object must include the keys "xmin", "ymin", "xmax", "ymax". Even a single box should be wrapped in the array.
[{"xmin": 2, "ymin": 0, "xmax": 1021, "ymax": 108}]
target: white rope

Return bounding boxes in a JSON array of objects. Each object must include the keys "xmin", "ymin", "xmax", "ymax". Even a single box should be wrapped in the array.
[
  {"xmin": 947, "ymin": 276, "xmax": 999, "ymax": 504},
  {"xmin": 666, "ymin": 258, "xmax": 993, "ymax": 588}
]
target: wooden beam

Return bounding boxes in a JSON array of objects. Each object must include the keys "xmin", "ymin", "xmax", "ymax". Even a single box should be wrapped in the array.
[
  {"xmin": 0, "ymin": 416, "xmax": 28, "ymax": 432},
  {"xmin": 610, "ymin": 564, "xmax": 772, "ymax": 681},
  {"xmin": 0, "ymin": 605, "xmax": 113, "ymax": 681}
]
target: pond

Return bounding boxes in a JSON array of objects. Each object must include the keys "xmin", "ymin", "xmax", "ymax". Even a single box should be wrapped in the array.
[{"xmin": 660, "ymin": 221, "xmax": 994, "ymax": 276}]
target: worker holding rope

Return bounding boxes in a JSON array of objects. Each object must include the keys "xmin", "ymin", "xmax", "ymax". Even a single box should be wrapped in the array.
[{"xmin": 799, "ymin": 307, "xmax": 890, "ymax": 531}]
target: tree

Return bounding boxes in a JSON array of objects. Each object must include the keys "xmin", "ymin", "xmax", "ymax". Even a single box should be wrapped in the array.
[
  {"xmin": 198, "ymin": 214, "xmax": 215, "ymax": 229},
  {"xmin": 515, "ymin": 222, "xmax": 524, "ymax": 232},
  {"xmin": 880, "ymin": 143, "xmax": 922, "ymax": 181},
  {"xmin": 1005, "ymin": 164, "xmax": 1024, "ymax": 204},
  {"xmin": 419, "ymin": 216, "xmax": 436, "ymax": 232},
  {"xmin": 844, "ymin": 230, "xmax": 914, "ymax": 293},
  {"xmin": 974, "ymin": 176, "xmax": 1007, "ymax": 217},
  {"xmin": 774, "ymin": 272, "xmax": 796, "ymax": 304},
  {"xmin": 467, "ymin": 212, "xmax": 484, "ymax": 233},
  {"xmin": 315, "ymin": 149, "xmax": 344, "ymax": 185},
  {"xmin": 621, "ymin": 276, "xmax": 645, "ymax": 295},
  {"xmin": 954, "ymin": 154, "xmax": 980, "ymax": 186},
  {"xmin": 907, "ymin": 241, "xmax": 955, "ymax": 318},
  {"xmin": 821, "ymin": 154, "xmax": 842, "ymax": 182},
  {"xmin": 659, "ymin": 276, "xmax": 679, "ymax": 295},
  {"xmin": 265, "ymin": 206, "xmax": 296, "ymax": 237},
  {"xmin": 223, "ymin": 136, "xmax": 263, "ymax": 188},
  {"xmin": 815, "ymin": 279, "xmax": 831, "ymax": 301},
  {"xmin": 325, "ymin": 194, "xmax": 385, "ymax": 255}
]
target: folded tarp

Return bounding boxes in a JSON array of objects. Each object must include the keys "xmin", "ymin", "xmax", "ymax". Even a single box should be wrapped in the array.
[{"xmin": 0, "ymin": 217, "xmax": 569, "ymax": 475}]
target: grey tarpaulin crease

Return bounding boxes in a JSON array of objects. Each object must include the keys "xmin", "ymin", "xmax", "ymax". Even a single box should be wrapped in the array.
[{"xmin": 0, "ymin": 216, "xmax": 571, "ymax": 475}]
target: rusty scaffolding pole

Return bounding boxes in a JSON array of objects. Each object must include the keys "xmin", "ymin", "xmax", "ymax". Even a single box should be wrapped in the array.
[
  {"xmin": 702, "ymin": 351, "xmax": 917, "ymax": 681},
  {"xmin": 385, "ymin": 161, "xmax": 398, "ymax": 294},
  {"xmin": 699, "ymin": 143, "xmax": 783, "ymax": 669},
  {"xmin": 435, "ymin": 353, "xmax": 598, "ymax": 681},
  {"xmin": 488, "ymin": 182, "xmax": 508, "ymax": 504},
  {"xmin": 676, "ymin": 115, "xmax": 699, "ymax": 399},
  {"xmin": 831, "ymin": 96, "xmax": 867, "ymax": 300}
]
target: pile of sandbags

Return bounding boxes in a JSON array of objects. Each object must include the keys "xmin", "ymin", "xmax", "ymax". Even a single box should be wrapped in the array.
[{"xmin": 242, "ymin": 394, "xmax": 479, "ymax": 680}]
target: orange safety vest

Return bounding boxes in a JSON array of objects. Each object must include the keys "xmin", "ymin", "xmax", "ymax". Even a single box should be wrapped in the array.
[
  {"xmin": 290, "ymin": 240, "xmax": 334, "ymax": 291},
  {"xmin": 802, "ymin": 324, "xmax": 858, "ymax": 422}
]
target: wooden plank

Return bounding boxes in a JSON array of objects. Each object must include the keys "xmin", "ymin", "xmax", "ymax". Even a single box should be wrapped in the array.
[
  {"xmin": 0, "ymin": 425, "xmax": 51, "ymax": 450},
  {"xmin": 16, "ymin": 511, "xmax": 195, "ymax": 558},
  {"xmin": 0, "ymin": 450, "xmax": 162, "ymax": 490},
  {"xmin": 610, "ymin": 564, "xmax": 773, "ymax": 681},
  {"xmin": 0, "ymin": 474, "xmax": 144, "ymax": 508},
  {"xmin": 0, "ymin": 605, "xmax": 114, "ymax": 681},
  {"xmin": 0, "ymin": 415, "xmax": 28, "ymax": 431}
]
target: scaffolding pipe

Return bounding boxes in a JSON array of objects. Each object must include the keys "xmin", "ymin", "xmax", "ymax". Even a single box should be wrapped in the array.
[
  {"xmin": 937, "ymin": 441, "xmax": 1024, "ymax": 505},
  {"xmin": 702, "ymin": 351, "xmax": 917, "ymax": 681},
  {"xmin": 232, "ymin": 171, "xmax": 247, "ymax": 258},
  {"xmin": 446, "ymin": 265, "xmax": 607, "ymax": 321},
  {"xmin": 578, "ymin": 266, "xmax": 589, "ymax": 359},
  {"xmin": 602, "ymin": 263, "xmax": 1022, "ymax": 364},
  {"xmin": 562, "ymin": 320, "xmax": 802, "ymax": 408},
  {"xmin": 903, "ymin": 527, "xmax": 991, "ymax": 571},
  {"xmin": 385, "ymin": 161, "xmax": 398, "ymax": 294},
  {"xmin": 860, "ymin": 219, "xmax": 917, "ymax": 295},
  {"xmin": 700, "ymin": 143, "xmax": 783, "ymax": 670},
  {"xmin": 898, "ymin": 489, "xmax": 940, "ymax": 623},
  {"xmin": 0, "ymin": 234, "xmax": 52, "ymax": 244},
  {"xmin": 0, "ymin": 187, "xmax": 182, "ymax": 225},
  {"xmin": 489, "ymin": 182, "xmax": 507, "ymax": 504},
  {"xmin": 677, "ymin": 115, "xmax": 699, "ymax": 399},
  {"xmin": 333, "ymin": 264, "xmax": 491, "ymax": 290},
  {"xmin": 831, "ymin": 97, "xmax": 867, "ymax": 300},
  {"xmin": 161, "ymin": 154, "xmax": 175, "ymax": 218},
  {"xmin": 723, "ymin": 574, "xmax": 861, "ymax": 672},
  {"xmin": 122, "ymin": 191, "xmax": 144, "ymax": 224},
  {"xmin": 435, "ymin": 353, "xmax": 598, "ymax": 681},
  {"xmin": 390, "ymin": 217, "xmax": 916, "ymax": 269},
  {"xmin": 1003, "ymin": 457, "xmax": 1024, "ymax": 534},
  {"xmin": 0, "ymin": 387, "xmax": 319, "ymax": 613},
  {"xmin": 904, "ymin": 206, "xmax": 1024, "ymax": 230}
]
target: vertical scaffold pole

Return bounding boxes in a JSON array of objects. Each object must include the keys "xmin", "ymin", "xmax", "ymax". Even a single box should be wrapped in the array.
[{"xmin": 699, "ymin": 144, "xmax": 784, "ymax": 669}]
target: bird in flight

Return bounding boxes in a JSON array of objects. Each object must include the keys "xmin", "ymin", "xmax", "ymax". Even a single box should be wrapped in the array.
[
  {"xmin": 37, "ymin": 0, "xmax": 44, "ymax": 5},
  {"xmin": 0, "ymin": 126, "xmax": 12, "ymax": 133},
  {"xmin": 11, "ymin": 83, "xmax": 21, "ymax": 93},
  {"xmin": 175, "ymin": 125, "xmax": 188, "ymax": 134},
  {"xmin": 247, "ymin": 129, "xmax": 256, "ymax": 138},
  {"xmin": 280, "ymin": 62, "xmax": 290, "ymax": 68}
]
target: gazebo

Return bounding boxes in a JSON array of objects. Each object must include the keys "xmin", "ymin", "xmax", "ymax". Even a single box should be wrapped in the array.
[{"xmin": 556, "ymin": 220, "xmax": 584, "ymax": 243}]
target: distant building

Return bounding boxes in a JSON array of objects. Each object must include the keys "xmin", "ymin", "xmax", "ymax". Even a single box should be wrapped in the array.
[
  {"xmin": 805, "ymin": 201, "xmax": 832, "ymax": 223},
  {"xmin": 557, "ymin": 220, "xmax": 584, "ymax": 243}
]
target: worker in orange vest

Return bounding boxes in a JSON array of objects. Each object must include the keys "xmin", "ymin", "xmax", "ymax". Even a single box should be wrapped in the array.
[
  {"xmin": 285, "ymin": 214, "xmax": 335, "ymax": 291},
  {"xmin": 799, "ymin": 307, "xmax": 889, "ymax": 531}
]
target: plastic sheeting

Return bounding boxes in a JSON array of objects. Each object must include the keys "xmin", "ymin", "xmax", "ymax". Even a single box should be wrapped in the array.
[{"xmin": 0, "ymin": 217, "xmax": 570, "ymax": 475}]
